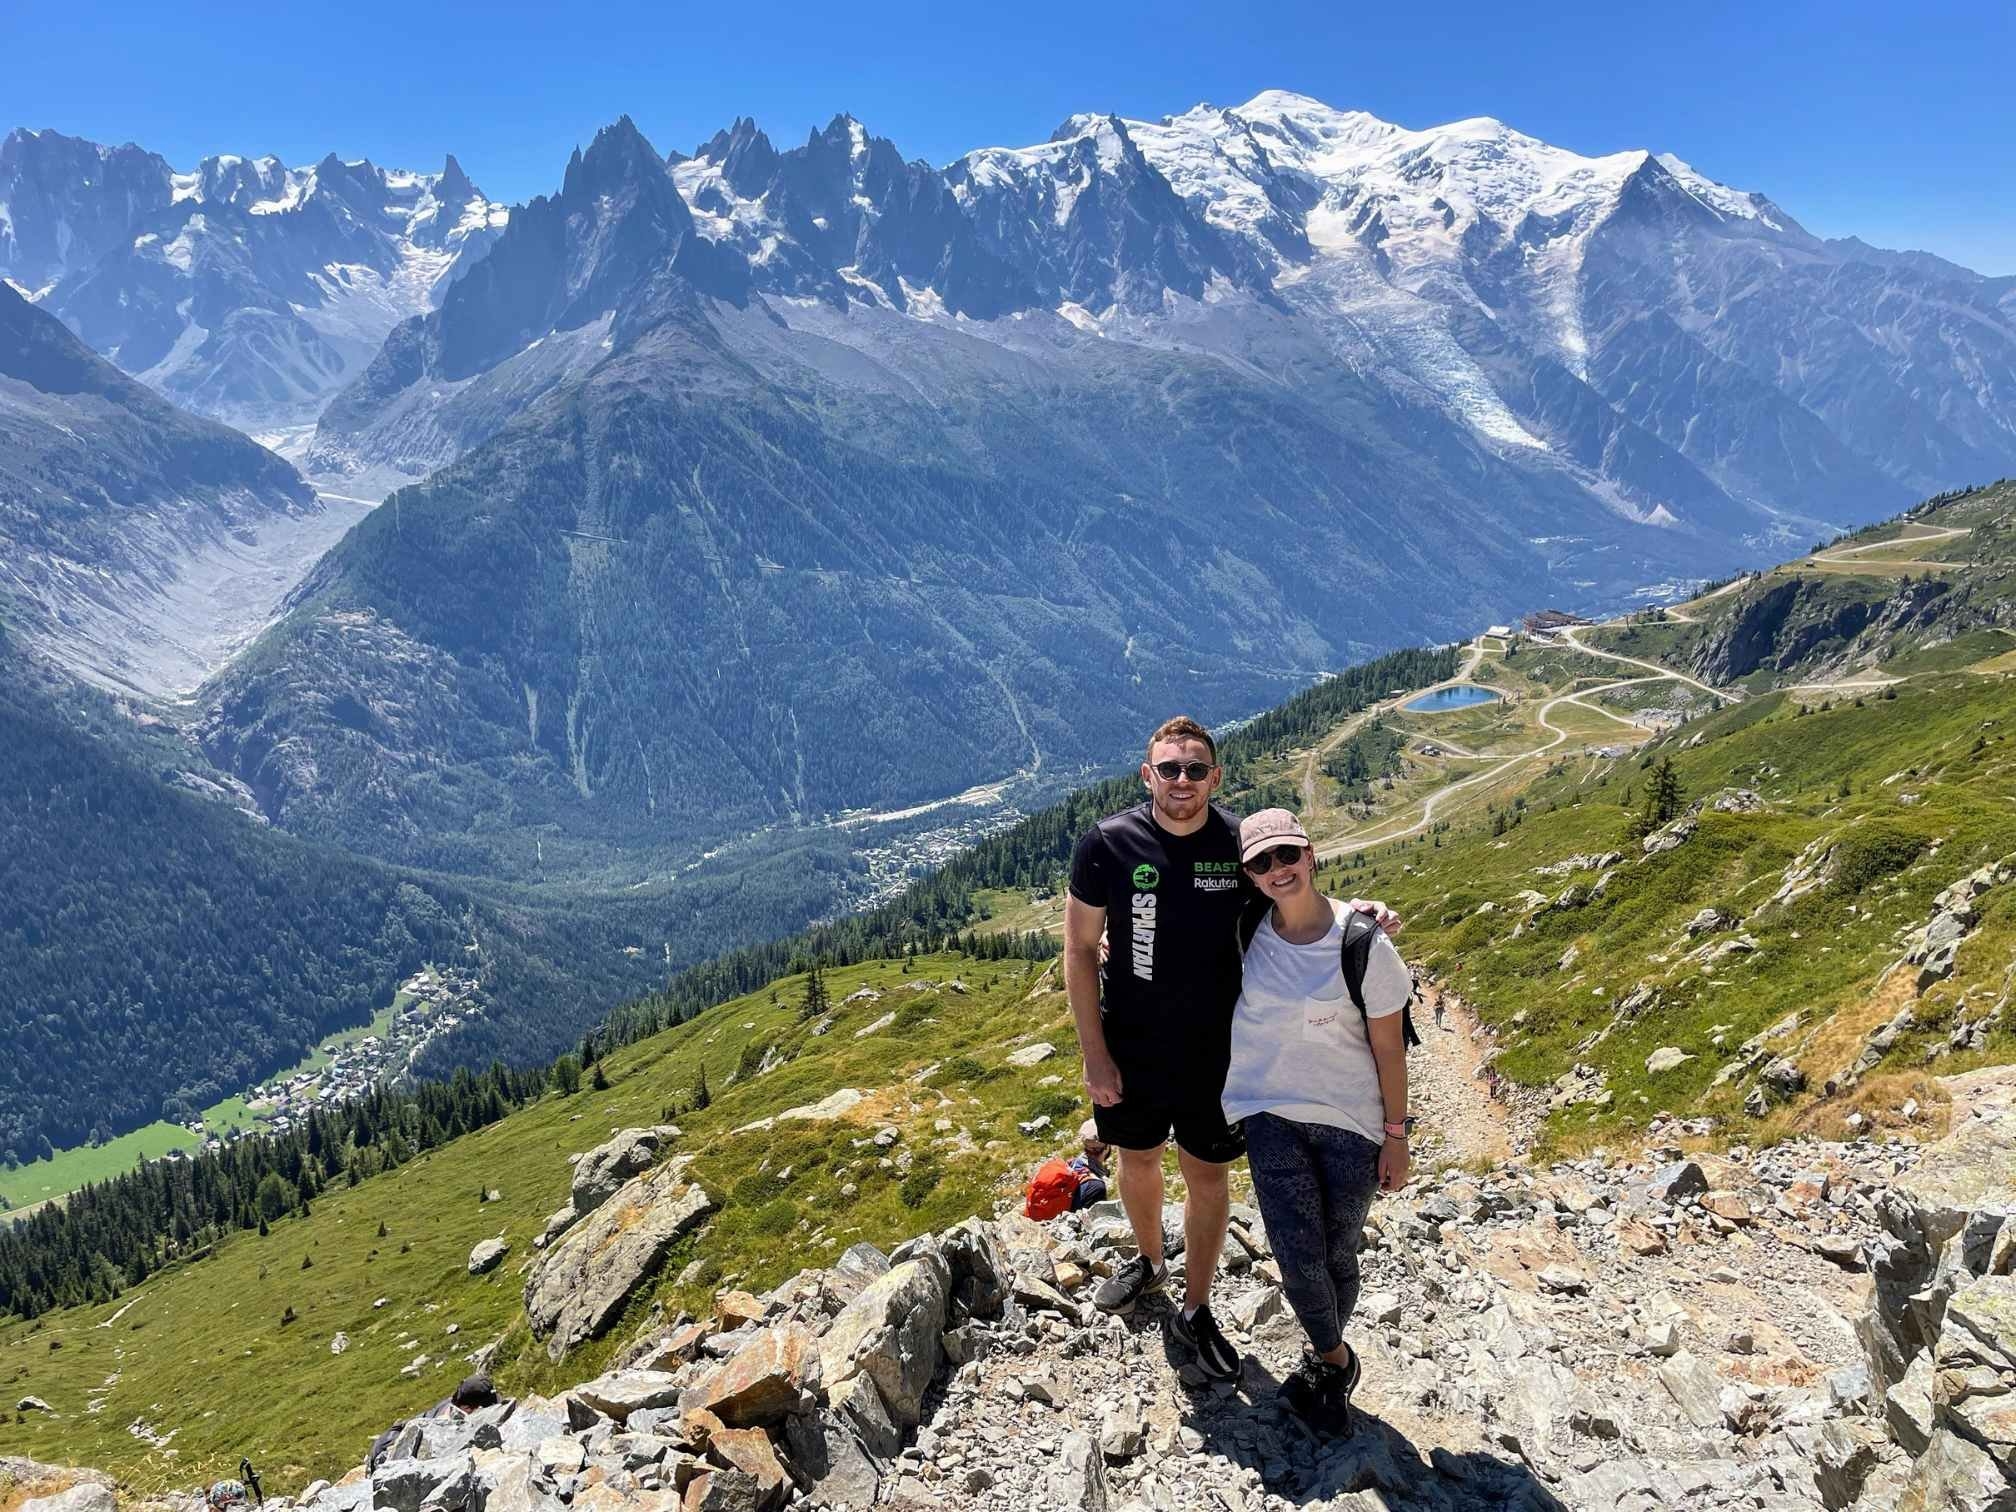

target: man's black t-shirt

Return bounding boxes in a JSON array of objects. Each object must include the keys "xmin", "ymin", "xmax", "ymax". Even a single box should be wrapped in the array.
[{"xmin": 1068, "ymin": 801, "xmax": 1246, "ymax": 1095}]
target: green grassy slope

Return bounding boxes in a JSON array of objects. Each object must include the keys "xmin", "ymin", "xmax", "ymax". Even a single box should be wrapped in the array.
[
  {"xmin": 0, "ymin": 953, "xmax": 1083, "ymax": 1492},
  {"xmin": 1353, "ymin": 670, "xmax": 2016, "ymax": 1146}
]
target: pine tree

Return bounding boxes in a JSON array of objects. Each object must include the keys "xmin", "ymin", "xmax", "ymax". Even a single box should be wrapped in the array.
[
  {"xmin": 1633, "ymin": 757, "xmax": 1684, "ymax": 836},
  {"xmin": 692, "ymin": 1067, "xmax": 711, "ymax": 1111},
  {"xmin": 798, "ymin": 962, "xmax": 831, "ymax": 1021}
]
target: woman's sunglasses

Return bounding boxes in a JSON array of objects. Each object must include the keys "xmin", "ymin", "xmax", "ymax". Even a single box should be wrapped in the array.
[
  {"xmin": 1242, "ymin": 844, "xmax": 1307, "ymax": 875},
  {"xmin": 1150, "ymin": 760, "xmax": 1215, "ymax": 782}
]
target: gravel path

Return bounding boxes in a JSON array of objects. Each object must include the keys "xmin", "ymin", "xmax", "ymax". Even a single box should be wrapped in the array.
[{"xmin": 1409, "ymin": 982, "xmax": 1517, "ymax": 1167}]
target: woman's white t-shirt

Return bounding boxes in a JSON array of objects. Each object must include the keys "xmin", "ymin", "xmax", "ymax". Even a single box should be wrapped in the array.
[{"xmin": 1221, "ymin": 901, "xmax": 1412, "ymax": 1143}]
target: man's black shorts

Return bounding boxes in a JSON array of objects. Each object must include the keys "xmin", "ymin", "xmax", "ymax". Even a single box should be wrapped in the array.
[{"xmin": 1092, "ymin": 1084, "xmax": 1245, "ymax": 1164}]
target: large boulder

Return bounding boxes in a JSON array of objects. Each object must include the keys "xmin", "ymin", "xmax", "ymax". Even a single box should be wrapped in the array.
[
  {"xmin": 778, "ymin": 1411, "xmax": 882, "ymax": 1510},
  {"xmin": 470, "ymin": 1455, "xmax": 566, "ymax": 1512},
  {"xmin": 1858, "ymin": 1067, "xmax": 2016, "ymax": 1392},
  {"xmin": 1935, "ymin": 1275, "xmax": 2016, "ymax": 1476},
  {"xmin": 570, "ymin": 1127, "xmax": 676, "ymax": 1218},
  {"xmin": 817, "ymin": 1253, "xmax": 950, "ymax": 1429},
  {"xmin": 467, "ymin": 1238, "xmax": 509, "ymax": 1276},
  {"xmin": 823, "ymin": 1244, "xmax": 891, "ymax": 1311},
  {"xmin": 689, "ymin": 1322, "xmax": 820, "ymax": 1427},
  {"xmin": 731, "ymin": 1089, "xmax": 864, "ymax": 1137},
  {"xmin": 371, "ymin": 1455, "xmax": 475, "ymax": 1512},
  {"xmin": 17, "ymin": 1489, "xmax": 116, "ymax": 1512},
  {"xmin": 703, "ymin": 1427, "xmax": 789, "ymax": 1511},
  {"xmin": 570, "ymin": 1369, "xmax": 684, "ymax": 1423},
  {"xmin": 938, "ymin": 1216, "xmax": 1010, "ymax": 1319},
  {"xmin": 1643, "ymin": 1160, "xmax": 1709, "ymax": 1205},
  {"xmin": 826, "ymin": 1373, "xmax": 901, "ymax": 1460},
  {"xmin": 1897, "ymin": 1429, "xmax": 2012, "ymax": 1512},
  {"xmin": 526, "ymin": 1156, "xmax": 716, "ymax": 1361}
]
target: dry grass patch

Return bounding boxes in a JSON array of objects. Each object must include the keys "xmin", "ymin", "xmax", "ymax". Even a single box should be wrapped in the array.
[
  {"xmin": 1788, "ymin": 1069, "xmax": 1954, "ymax": 1142},
  {"xmin": 1801, "ymin": 968, "xmax": 1919, "ymax": 1090}
]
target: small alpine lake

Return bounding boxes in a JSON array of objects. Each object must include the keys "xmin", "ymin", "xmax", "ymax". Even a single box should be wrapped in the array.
[{"xmin": 1402, "ymin": 684, "xmax": 1504, "ymax": 713}]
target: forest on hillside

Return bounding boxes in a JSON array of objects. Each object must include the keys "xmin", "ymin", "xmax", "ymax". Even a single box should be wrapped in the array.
[{"xmin": 0, "ymin": 673, "xmax": 673, "ymax": 1164}]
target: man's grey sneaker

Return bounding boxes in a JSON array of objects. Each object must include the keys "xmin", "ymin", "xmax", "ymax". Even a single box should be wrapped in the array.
[
  {"xmin": 1278, "ymin": 1346, "xmax": 1358, "ymax": 1437},
  {"xmin": 1169, "ymin": 1301, "xmax": 1241, "ymax": 1380},
  {"xmin": 1093, "ymin": 1253, "xmax": 1168, "ymax": 1314}
]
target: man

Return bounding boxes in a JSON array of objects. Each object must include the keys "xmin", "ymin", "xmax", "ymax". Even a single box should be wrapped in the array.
[
  {"xmin": 1066, "ymin": 716, "xmax": 1247, "ymax": 1377},
  {"xmin": 1066, "ymin": 717, "xmax": 1397, "ymax": 1381}
]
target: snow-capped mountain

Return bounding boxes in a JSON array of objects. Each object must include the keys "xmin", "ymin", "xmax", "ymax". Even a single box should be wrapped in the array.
[
  {"xmin": 312, "ymin": 93, "xmax": 2016, "ymax": 546},
  {"xmin": 0, "ymin": 128, "xmax": 506, "ymax": 433},
  {"xmin": 960, "ymin": 92, "xmax": 2014, "ymax": 527}
]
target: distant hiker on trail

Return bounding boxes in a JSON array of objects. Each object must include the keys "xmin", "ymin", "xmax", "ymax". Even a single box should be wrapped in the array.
[
  {"xmin": 1222, "ymin": 806, "xmax": 1416, "ymax": 1438},
  {"xmin": 1022, "ymin": 1119, "xmax": 1111, "ymax": 1219},
  {"xmin": 1064, "ymin": 716, "xmax": 1396, "ymax": 1385}
]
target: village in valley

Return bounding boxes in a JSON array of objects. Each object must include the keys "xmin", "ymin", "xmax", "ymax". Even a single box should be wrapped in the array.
[{"xmin": 163, "ymin": 965, "xmax": 487, "ymax": 1160}]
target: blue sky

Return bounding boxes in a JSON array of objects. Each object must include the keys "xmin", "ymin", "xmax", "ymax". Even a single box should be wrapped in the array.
[{"xmin": 12, "ymin": 0, "xmax": 2015, "ymax": 273}]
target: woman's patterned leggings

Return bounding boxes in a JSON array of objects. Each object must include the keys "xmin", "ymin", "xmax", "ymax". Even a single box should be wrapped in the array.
[{"xmin": 1242, "ymin": 1111, "xmax": 1382, "ymax": 1356}]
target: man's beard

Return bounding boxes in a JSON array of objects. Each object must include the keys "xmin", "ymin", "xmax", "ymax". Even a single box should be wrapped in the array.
[{"xmin": 1154, "ymin": 789, "xmax": 1205, "ymax": 823}]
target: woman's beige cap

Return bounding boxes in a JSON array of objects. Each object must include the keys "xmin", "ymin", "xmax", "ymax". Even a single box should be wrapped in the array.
[{"xmin": 1239, "ymin": 807, "xmax": 1311, "ymax": 863}]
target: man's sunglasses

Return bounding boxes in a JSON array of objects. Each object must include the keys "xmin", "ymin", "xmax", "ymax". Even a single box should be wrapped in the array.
[
  {"xmin": 1150, "ymin": 760, "xmax": 1215, "ymax": 782},
  {"xmin": 1242, "ymin": 844, "xmax": 1307, "ymax": 875}
]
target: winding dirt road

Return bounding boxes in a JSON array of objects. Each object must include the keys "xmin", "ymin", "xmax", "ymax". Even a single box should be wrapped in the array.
[
  {"xmin": 1298, "ymin": 637, "xmax": 1487, "ymax": 810},
  {"xmin": 1315, "ymin": 671, "xmax": 1671, "ymax": 859},
  {"xmin": 1558, "ymin": 624, "xmax": 1742, "ymax": 703},
  {"xmin": 1811, "ymin": 522, "xmax": 1971, "ymax": 570}
]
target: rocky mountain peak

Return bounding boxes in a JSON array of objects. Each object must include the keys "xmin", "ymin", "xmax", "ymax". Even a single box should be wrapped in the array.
[
  {"xmin": 436, "ymin": 152, "xmax": 475, "ymax": 202},
  {"xmin": 193, "ymin": 152, "xmax": 291, "ymax": 207},
  {"xmin": 563, "ymin": 114, "xmax": 672, "ymax": 203},
  {"xmin": 695, "ymin": 116, "xmax": 779, "ymax": 199},
  {"xmin": 0, "ymin": 128, "xmax": 175, "ymax": 289}
]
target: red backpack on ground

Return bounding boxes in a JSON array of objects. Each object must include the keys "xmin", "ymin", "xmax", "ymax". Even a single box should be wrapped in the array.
[{"xmin": 1024, "ymin": 1157, "xmax": 1083, "ymax": 1220}]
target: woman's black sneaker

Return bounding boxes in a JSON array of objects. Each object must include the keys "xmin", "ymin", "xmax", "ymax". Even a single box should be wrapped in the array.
[
  {"xmin": 1169, "ymin": 1302, "xmax": 1242, "ymax": 1380},
  {"xmin": 1093, "ymin": 1253, "xmax": 1168, "ymax": 1314},
  {"xmin": 1279, "ymin": 1346, "xmax": 1358, "ymax": 1437}
]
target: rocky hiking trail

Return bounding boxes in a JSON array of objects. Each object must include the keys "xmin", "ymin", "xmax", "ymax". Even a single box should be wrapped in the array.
[
  {"xmin": 15, "ymin": 1063, "xmax": 2011, "ymax": 1512},
  {"xmin": 1407, "ymin": 984, "xmax": 1518, "ymax": 1167}
]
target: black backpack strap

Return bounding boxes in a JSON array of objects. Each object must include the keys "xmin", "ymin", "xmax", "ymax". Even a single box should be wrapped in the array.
[
  {"xmin": 1338, "ymin": 907, "xmax": 1422, "ymax": 1049},
  {"xmin": 1338, "ymin": 908, "xmax": 1378, "ymax": 1015},
  {"xmin": 1236, "ymin": 890, "xmax": 1271, "ymax": 957}
]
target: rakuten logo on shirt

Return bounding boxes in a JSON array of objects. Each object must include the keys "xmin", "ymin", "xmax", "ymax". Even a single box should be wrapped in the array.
[{"xmin": 1131, "ymin": 892, "xmax": 1157, "ymax": 980}]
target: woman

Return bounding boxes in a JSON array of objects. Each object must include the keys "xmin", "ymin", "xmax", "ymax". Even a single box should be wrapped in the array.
[{"xmin": 1221, "ymin": 807, "xmax": 1413, "ymax": 1438}]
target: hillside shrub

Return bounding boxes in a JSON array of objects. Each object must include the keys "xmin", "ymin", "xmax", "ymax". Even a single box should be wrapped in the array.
[
  {"xmin": 731, "ymin": 1172, "xmax": 786, "ymax": 1208},
  {"xmin": 1829, "ymin": 825, "xmax": 1928, "ymax": 896},
  {"xmin": 925, "ymin": 1056, "xmax": 987, "ymax": 1088},
  {"xmin": 892, "ymin": 1000, "xmax": 937, "ymax": 1033},
  {"xmin": 899, "ymin": 1162, "xmax": 944, "ymax": 1210},
  {"xmin": 1023, "ymin": 1090, "xmax": 1082, "ymax": 1124}
]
